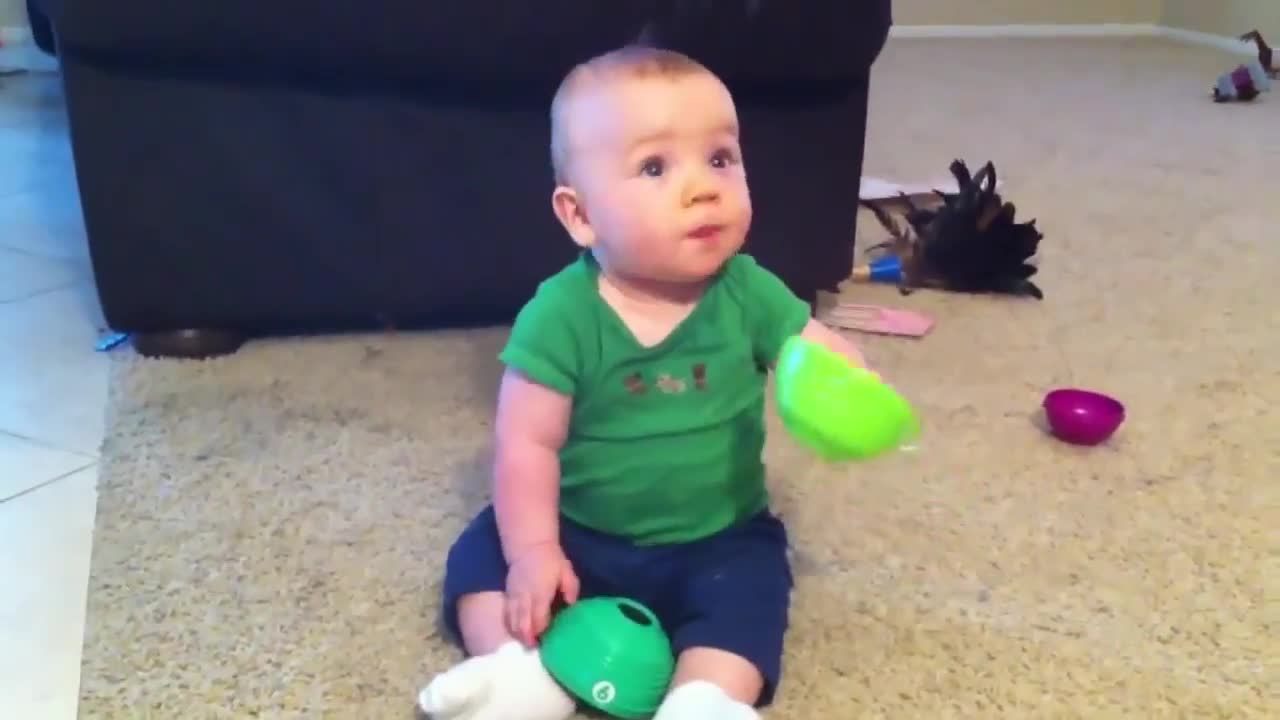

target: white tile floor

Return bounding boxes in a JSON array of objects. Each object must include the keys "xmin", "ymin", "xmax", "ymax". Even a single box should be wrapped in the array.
[{"xmin": 0, "ymin": 47, "xmax": 105, "ymax": 720}]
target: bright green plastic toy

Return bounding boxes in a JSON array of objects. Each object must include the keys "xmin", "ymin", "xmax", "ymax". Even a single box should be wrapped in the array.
[
  {"xmin": 539, "ymin": 597, "xmax": 675, "ymax": 719},
  {"xmin": 775, "ymin": 335, "xmax": 920, "ymax": 460}
]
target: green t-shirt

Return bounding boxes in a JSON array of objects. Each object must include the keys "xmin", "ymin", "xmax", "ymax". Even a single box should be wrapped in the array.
[{"xmin": 498, "ymin": 251, "xmax": 811, "ymax": 546}]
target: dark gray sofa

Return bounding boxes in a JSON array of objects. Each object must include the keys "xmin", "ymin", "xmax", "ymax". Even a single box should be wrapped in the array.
[{"xmin": 31, "ymin": 0, "xmax": 892, "ymax": 357}]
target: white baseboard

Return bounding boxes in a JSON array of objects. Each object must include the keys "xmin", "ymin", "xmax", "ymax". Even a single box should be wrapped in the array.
[
  {"xmin": 1157, "ymin": 26, "xmax": 1257, "ymax": 56},
  {"xmin": 0, "ymin": 26, "xmax": 59, "ymax": 73},
  {"xmin": 889, "ymin": 23, "xmax": 1259, "ymax": 57}
]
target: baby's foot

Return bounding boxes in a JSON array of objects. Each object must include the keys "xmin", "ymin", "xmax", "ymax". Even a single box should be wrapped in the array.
[
  {"xmin": 653, "ymin": 680, "xmax": 761, "ymax": 720},
  {"xmin": 417, "ymin": 641, "xmax": 577, "ymax": 720}
]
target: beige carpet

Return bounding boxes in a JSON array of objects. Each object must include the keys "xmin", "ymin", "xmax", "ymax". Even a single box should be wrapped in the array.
[{"xmin": 80, "ymin": 37, "xmax": 1277, "ymax": 718}]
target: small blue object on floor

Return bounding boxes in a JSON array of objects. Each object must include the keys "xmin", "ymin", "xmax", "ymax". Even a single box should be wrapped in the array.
[{"xmin": 95, "ymin": 332, "xmax": 130, "ymax": 352}]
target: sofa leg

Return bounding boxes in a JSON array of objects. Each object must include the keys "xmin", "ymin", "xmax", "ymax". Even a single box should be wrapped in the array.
[
  {"xmin": 130, "ymin": 329, "xmax": 246, "ymax": 359},
  {"xmin": 796, "ymin": 286, "xmax": 820, "ymax": 315}
]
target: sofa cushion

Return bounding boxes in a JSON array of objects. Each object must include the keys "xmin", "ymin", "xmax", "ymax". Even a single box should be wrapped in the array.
[
  {"xmin": 644, "ymin": 0, "xmax": 892, "ymax": 87},
  {"xmin": 42, "ymin": 1, "xmax": 651, "ymax": 90},
  {"xmin": 44, "ymin": 0, "xmax": 889, "ymax": 92}
]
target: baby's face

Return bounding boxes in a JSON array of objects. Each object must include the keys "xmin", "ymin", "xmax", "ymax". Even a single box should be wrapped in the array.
[{"xmin": 567, "ymin": 72, "xmax": 751, "ymax": 286}]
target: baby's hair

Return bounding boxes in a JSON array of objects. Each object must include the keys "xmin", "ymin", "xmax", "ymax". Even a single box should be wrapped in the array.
[{"xmin": 549, "ymin": 44, "xmax": 712, "ymax": 185}]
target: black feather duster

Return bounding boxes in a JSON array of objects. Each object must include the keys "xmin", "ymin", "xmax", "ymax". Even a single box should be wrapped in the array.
[{"xmin": 858, "ymin": 160, "xmax": 1045, "ymax": 299}]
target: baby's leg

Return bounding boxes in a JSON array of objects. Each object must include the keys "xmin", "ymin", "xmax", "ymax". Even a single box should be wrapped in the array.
[
  {"xmin": 653, "ymin": 512, "xmax": 793, "ymax": 720},
  {"xmin": 454, "ymin": 592, "xmax": 513, "ymax": 656},
  {"xmin": 417, "ymin": 506, "xmax": 577, "ymax": 720},
  {"xmin": 655, "ymin": 649, "xmax": 766, "ymax": 719}
]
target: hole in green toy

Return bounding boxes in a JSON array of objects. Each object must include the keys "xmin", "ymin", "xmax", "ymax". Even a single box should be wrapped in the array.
[{"xmin": 618, "ymin": 602, "xmax": 652, "ymax": 626}]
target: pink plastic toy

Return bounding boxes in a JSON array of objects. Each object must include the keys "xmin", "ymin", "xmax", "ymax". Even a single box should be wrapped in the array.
[
  {"xmin": 819, "ymin": 303, "xmax": 934, "ymax": 338},
  {"xmin": 1042, "ymin": 388, "xmax": 1125, "ymax": 446}
]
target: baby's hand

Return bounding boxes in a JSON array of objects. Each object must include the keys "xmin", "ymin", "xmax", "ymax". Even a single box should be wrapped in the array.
[
  {"xmin": 505, "ymin": 542, "xmax": 580, "ymax": 647},
  {"xmin": 799, "ymin": 317, "xmax": 881, "ymax": 380}
]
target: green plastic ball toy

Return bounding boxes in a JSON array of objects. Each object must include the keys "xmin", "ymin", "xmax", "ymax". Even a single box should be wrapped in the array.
[
  {"xmin": 539, "ymin": 597, "xmax": 675, "ymax": 719},
  {"xmin": 775, "ymin": 335, "xmax": 920, "ymax": 460}
]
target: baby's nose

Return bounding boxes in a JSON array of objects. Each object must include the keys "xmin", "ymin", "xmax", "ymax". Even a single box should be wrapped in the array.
[{"xmin": 683, "ymin": 176, "xmax": 720, "ymax": 205}]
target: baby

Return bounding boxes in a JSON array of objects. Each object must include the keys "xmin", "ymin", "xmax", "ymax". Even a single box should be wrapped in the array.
[{"xmin": 418, "ymin": 45, "xmax": 872, "ymax": 720}]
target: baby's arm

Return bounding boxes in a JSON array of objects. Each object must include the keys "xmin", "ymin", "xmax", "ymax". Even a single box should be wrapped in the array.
[
  {"xmin": 492, "ymin": 367, "xmax": 579, "ymax": 643},
  {"xmin": 493, "ymin": 367, "xmax": 569, "ymax": 556},
  {"xmin": 417, "ymin": 368, "xmax": 579, "ymax": 720},
  {"xmin": 799, "ymin": 316, "xmax": 875, "ymax": 372},
  {"xmin": 732, "ymin": 254, "xmax": 876, "ymax": 375}
]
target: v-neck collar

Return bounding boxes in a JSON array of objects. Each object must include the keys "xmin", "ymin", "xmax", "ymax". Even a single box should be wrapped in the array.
[{"xmin": 580, "ymin": 251, "xmax": 719, "ymax": 355}]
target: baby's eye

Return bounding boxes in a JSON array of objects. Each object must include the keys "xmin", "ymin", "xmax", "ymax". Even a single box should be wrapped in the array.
[
  {"xmin": 710, "ymin": 148, "xmax": 737, "ymax": 168},
  {"xmin": 640, "ymin": 156, "xmax": 665, "ymax": 177}
]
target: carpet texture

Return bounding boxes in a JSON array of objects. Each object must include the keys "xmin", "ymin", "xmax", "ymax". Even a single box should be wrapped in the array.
[{"xmin": 80, "ymin": 38, "xmax": 1277, "ymax": 718}]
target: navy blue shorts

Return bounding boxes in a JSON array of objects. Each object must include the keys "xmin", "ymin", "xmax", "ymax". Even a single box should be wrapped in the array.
[{"xmin": 440, "ymin": 506, "xmax": 794, "ymax": 706}]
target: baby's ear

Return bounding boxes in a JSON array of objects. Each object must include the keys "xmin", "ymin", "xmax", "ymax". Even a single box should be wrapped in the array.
[{"xmin": 551, "ymin": 186, "xmax": 595, "ymax": 249}]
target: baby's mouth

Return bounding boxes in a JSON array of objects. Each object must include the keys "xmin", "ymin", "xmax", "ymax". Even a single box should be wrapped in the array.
[{"xmin": 687, "ymin": 224, "xmax": 724, "ymax": 240}]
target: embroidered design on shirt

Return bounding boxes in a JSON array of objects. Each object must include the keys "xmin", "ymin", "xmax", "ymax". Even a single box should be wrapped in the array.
[
  {"xmin": 623, "ymin": 372, "xmax": 647, "ymax": 395},
  {"xmin": 692, "ymin": 363, "xmax": 708, "ymax": 391},
  {"xmin": 656, "ymin": 373, "xmax": 687, "ymax": 394}
]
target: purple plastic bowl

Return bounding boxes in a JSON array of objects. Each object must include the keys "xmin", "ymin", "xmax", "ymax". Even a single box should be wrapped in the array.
[{"xmin": 1042, "ymin": 388, "xmax": 1125, "ymax": 446}]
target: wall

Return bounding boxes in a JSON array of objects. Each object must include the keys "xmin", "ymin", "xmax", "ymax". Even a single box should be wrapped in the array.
[
  {"xmin": 0, "ymin": 0, "xmax": 26, "ymax": 33},
  {"xmin": 1162, "ymin": 0, "xmax": 1280, "ymax": 39},
  {"xmin": 892, "ymin": 0, "xmax": 1163, "ymax": 26}
]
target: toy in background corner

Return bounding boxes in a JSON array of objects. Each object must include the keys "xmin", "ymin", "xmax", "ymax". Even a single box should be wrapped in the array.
[
  {"xmin": 1213, "ymin": 30, "xmax": 1278, "ymax": 103},
  {"xmin": 854, "ymin": 159, "xmax": 1045, "ymax": 300}
]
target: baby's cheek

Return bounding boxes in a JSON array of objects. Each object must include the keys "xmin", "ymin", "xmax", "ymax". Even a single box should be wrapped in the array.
[{"xmin": 629, "ymin": 208, "xmax": 674, "ymax": 241}]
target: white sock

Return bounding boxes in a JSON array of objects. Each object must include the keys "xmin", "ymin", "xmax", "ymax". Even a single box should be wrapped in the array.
[
  {"xmin": 417, "ymin": 641, "xmax": 577, "ymax": 720},
  {"xmin": 652, "ymin": 680, "xmax": 761, "ymax": 720}
]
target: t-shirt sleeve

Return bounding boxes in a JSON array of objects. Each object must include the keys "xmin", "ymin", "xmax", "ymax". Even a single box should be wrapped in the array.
[
  {"xmin": 730, "ymin": 254, "xmax": 813, "ymax": 366},
  {"xmin": 497, "ymin": 279, "xmax": 582, "ymax": 396}
]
